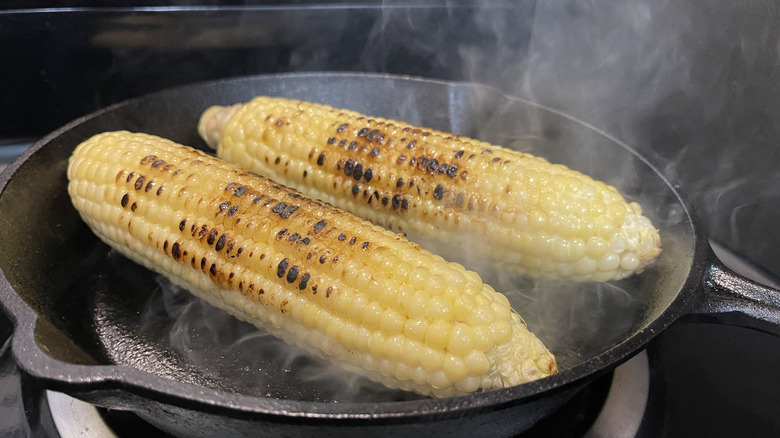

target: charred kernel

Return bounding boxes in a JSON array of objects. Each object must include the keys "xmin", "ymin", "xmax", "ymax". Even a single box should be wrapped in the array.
[
  {"xmin": 409, "ymin": 157, "xmax": 416, "ymax": 166},
  {"xmin": 427, "ymin": 159, "xmax": 439, "ymax": 172},
  {"xmin": 446, "ymin": 164, "xmax": 459, "ymax": 178},
  {"xmin": 171, "ymin": 242, "xmax": 181, "ymax": 260},
  {"xmin": 275, "ymin": 157, "xmax": 281, "ymax": 165},
  {"xmin": 226, "ymin": 242, "xmax": 234, "ymax": 253},
  {"xmin": 352, "ymin": 163, "xmax": 363, "ymax": 180},
  {"xmin": 258, "ymin": 288, "xmax": 264, "ymax": 294},
  {"xmin": 134, "ymin": 176, "xmax": 145, "ymax": 190},
  {"xmin": 198, "ymin": 225, "xmax": 209, "ymax": 237},
  {"xmin": 326, "ymin": 286, "xmax": 333, "ymax": 298},
  {"xmin": 344, "ymin": 159, "xmax": 355, "ymax": 176},
  {"xmin": 437, "ymin": 163, "xmax": 449, "ymax": 174},
  {"xmin": 131, "ymin": 202, "xmax": 137, "ymax": 212},
  {"xmin": 126, "ymin": 172, "xmax": 135, "ymax": 183},
  {"xmin": 337, "ymin": 123, "xmax": 348, "ymax": 132},
  {"xmin": 313, "ymin": 220, "xmax": 327, "ymax": 233},
  {"xmin": 319, "ymin": 255, "xmax": 327, "ymax": 263},
  {"xmin": 381, "ymin": 197, "xmax": 389, "ymax": 206},
  {"xmin": 348, "ymin": 141, "xmax": 357, "ymax": 150},
  {"xmin": 228, "ymin": 205, "xmax": 239, "ymax": 216},
  {"xmin": 215, "ymin": 234, "xmax": 227, "ymax": 251},
  {"xmin": 272, "ymin": 202, "xmax": 287, "ymax": 214},
  {"xmin": 361, "ymin": 241, "xmax": 370, "ymax": 249},
  {"xmin": 492, "ymin": 157, "xmax": 501, "ymax": 163},
  {"xmin": 352, "ymin": 184, "xmax": 360, "ymax": 195},
  {"xmin": 280, "ymin": 204, "xmax": 298, "ymax": 218},
  {"xmin": 201, "ymin": 257, "xmax": 207, "ymax": 269},
  {"xmin": 151, "ymin": 159, "xmax": 165, "ymax": 168},
  {"xmin": 397, "ymin": 155, "xmax": 406, "ymax": 164},
  {"xmin": 277, "ymin": 258, "xmax": 289, "ymax": 277},
  {"xmin": 338, "ymin": 139, "xmax": 347, "ymax": 147},
  {"xmin": 207, "ymin": 230, "xmax": 218, "ymax": 245},
  {"xmin": 225, "ymin": 182, "xmax": 238, "ymax": 191},
  {"xmin": 357, "ymin": 127, "xmax": 369, "ymax": 137},
  {"xmin": 338, "ymin": 233, "xmax": 346, "ymax": 241},
  {"xmin": 286, "ymin": 266, "xmax": 299, "ymax": 283},
  {"xmin": 364, "ymin": 168, "xmax": 373, "ymax": 182},
  {"xmin": 396, "ymin": 178, "xmax": 404, "ymax": 188},
  {"xmin": 454, "ymin": 150, "xmax": 464, "ymax": 159},
  {"xmin": 278, "ymin": 228, "xmax": 287, "ymax": 237},
  {"xmin": 349, "ymin": 237, "xmax": 357, "ymax": 245},
  {"xmin": 401, "ymin": 199, "xmax": 409, "ymax": 210},
  {"xmin": 219, "ymin": 201, "xmax": 229, "ymax": 211},
  {"xmin": 433, "ymin": 185, "xmax": 444, "ymax": 200},
  {"xmin": 234, "ymin": 186, "xmax": 248, "ymax": 196},
  {"xmin": 301, "ymin": 237, "xmax": 311, "ymax": 245},
  {"xmin": 481, "ymin": 148, "xmax": 493, "ymax": 154},
  {"xmin": 121, "ymin": 194, "xmax": 129, "ymax": 207},
  {"xmin": 370, "ymin": 147, "xmax": 380, "ymax": 157},
  {"xmin": 209, "ymin": 263, "xmax": 217, "ymax": 276},
  {"xmin": 156, "ymin": 186, "xmax": 164, "ymax": 196},
  {"xmin": 145, "ymin": 181, "xmax": 155, "ymax": 192},
  {"xmin": 299, "ymin": 273, "xmax": 310, "ymax": 290},
  {"xmin": 141, "ymin": 155, "xmax": 156, "ymax": 165},
  {"xmin": 407, "ymin": 140, "xmax": 416, "ymax": 149},
  {"xmin": 163, "ymin": 240, "xmax": 169, "ymax": 251},
  {"xmin": 317, "ymin": 153, "xmax": 326, "ymax": 166},
  {"xmin": 376, "ymin": 133, "xmax": 385, "ymax": 144},
  {"xmin": 367, "ymin": 129, "xmax": 379, "ymax": 140},
  {"xmin": 327, "ymin": 137, "xmax": 336, "ymax": 144},
  {"xmin": 252, "ymin": 195, "xmax": 265, "ymax": 204},
  {"xmin": 392, "ymin": 194, "xmax": 401, "ymax": 209},
  {"xmin": 455, "ymin": 193, "xmax": 465, "ymax": 207}
]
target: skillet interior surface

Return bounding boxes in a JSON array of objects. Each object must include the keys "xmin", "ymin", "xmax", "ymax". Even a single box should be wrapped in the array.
[{"xmin": 0, "ymin": 73, "xmax": 698, "ymax": 414}]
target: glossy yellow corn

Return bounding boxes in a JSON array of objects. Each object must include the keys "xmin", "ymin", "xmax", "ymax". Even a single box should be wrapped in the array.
[
  {"xmin": 67, "ymin": 131, "xmax": 557, "ymax": 397},
  {"xmin": 199, "ymin": 97, "xmax": 661, "ymax": 282}
]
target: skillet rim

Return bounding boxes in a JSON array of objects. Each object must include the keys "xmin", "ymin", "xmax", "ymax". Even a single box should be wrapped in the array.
[{"xmin": 0, "ymin": 71, "xmax": 709, "ymax": 422}]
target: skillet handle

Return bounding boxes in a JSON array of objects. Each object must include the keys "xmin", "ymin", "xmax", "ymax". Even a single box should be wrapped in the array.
[{"xmin": 689, "ymin": 256, "xmax": 780, "ymax": 336}]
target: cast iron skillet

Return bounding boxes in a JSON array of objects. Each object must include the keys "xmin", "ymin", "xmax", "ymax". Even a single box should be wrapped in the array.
[{"xmin": 1, "ymin": 73, "xmax": 779, "ymax": 437}]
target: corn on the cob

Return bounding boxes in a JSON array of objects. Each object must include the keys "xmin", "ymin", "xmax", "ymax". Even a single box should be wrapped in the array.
[
  {"xmin": 199, "ymin": 97, "xmax": 661, "ymax": 282},
  {"xmin": 67, "ymin": 131, "xmax": 557, "ymax": 397}
]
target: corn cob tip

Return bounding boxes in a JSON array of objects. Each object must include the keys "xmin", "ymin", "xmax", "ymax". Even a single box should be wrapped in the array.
[{"xmin": 198, "ymin": 104, "xmax": 242, "ymax": 150}]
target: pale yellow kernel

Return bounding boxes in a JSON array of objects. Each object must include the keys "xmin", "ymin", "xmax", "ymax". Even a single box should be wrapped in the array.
[
  {"xmin": 426, "ymin": 296, "xmax": 453, "ymax": 320},
  {"xmin": 574, "ymin": 256, "xmax": 597, "ymax": 275},
  {"xmin": 333, "ymin": 290, "xmax": 353, "ymax": 317},
  {"xmin": 325, "ymin": 318, "xmax": 344, "ymax": 341},
  {"xmin": 383, "ymin": 334, "xmax": 405, "ymax": 362},
  {"xmin": 620, "ymin": 252, "xmax": 641, "ymax": 271},
  {"xmin": 490, "ymin": 320, "xmax": 513, "ymax": 345},
  {"xmin": 411, "ymin": 366, "xmax": 428, "ymax": 385},
  {"xmin": 353, "ymin": 266, "xmax": 372, "ymax": 290},
  {"xmin": 586, "ymin": 236, "xmax": 610, "ymax": 258},
  {"xmin": 393, "ymin": 362, "xmax": 413, "ymax": 381},
  {"xmin": 467, "ymin": 305, "xmax": 497, "ymax": 327},
  {"xmin": 428, "ymin": 370, "xmax": 452, "ymax": 390},
  {"xmin": 362, "ymin": 301, "xmax": 383, "ymax": 329},
  {"xmin": 447, "ymin": 324, "xmax": 474, "ymax": 355},
  {"xmin": 443, "ymin": 354, "xmax": 469, "ymax": 382},
  {"xmin": 591, "ymin": 200, "xmax": 607, "ymax": 215},
  {"xmin": 521, "ymin": 255, "xmax": 541, "ymax": 268},
  {"xmin": 366, "ymin": 279, "xmax": 384, "ymax": 301},
  {"xmin": 409, "ymin": 265, "xmax": 430, "ymax": 288},
  {"xmin": 348, "ymin": 294, "xmax": 369, "ymax": 321},
  {"xmin": 425, "ymin": 273, "xmax": 446, "ymax": 295},
  {"xmin": 420, "ymin": 347, "xmax": 445, "ymax": 373},
  {"xmin": 378, "ymin": 358, "xmax": 394, "ymax": 377},
  {"xmin": 454, "ymin": 295, "xmax": 477, "ymax": 321},
  {"xmin": 378, "ymin": 280, "xmax": 400, "ymax": 308},
  {"xmin": 404, "ymin": 318, "xmax": 428, "ymax": 342},
  {"xmin": 368, "ymin": 332, "xmax": 387, "ymax": 358},
  {"xmin": 338, "ymin": 322, "xmax": 357, "ymax": 350},
  {"xmin": 408, "ymin": 290, "xmax": 430, "ymax": 319},
  {"xmin": 354, "ymin": 326, "xmax": 372, "ymax": 351},
  {"xmin": 464, "ymin": 350, "xmax": 490, "ymax": 376},
  {"xmin": 379, "ymin": 309, "xmax": 405, "ymax": 335},
  {"xmin": 597, "ymin": 253, "xmax": 621, "ymax": 272},
  {"xmin": 425, "ymin": 320, "xmax": 452, "ymax": 350},
  {"xmin": 608, "ymin": 202, "xmax": 628, "ymax": 224}
]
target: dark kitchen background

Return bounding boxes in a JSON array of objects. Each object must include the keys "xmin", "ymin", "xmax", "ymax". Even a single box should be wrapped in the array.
[{"xmin": 1, "ymin": 1, "xmax": 779, "ymax": 436}]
